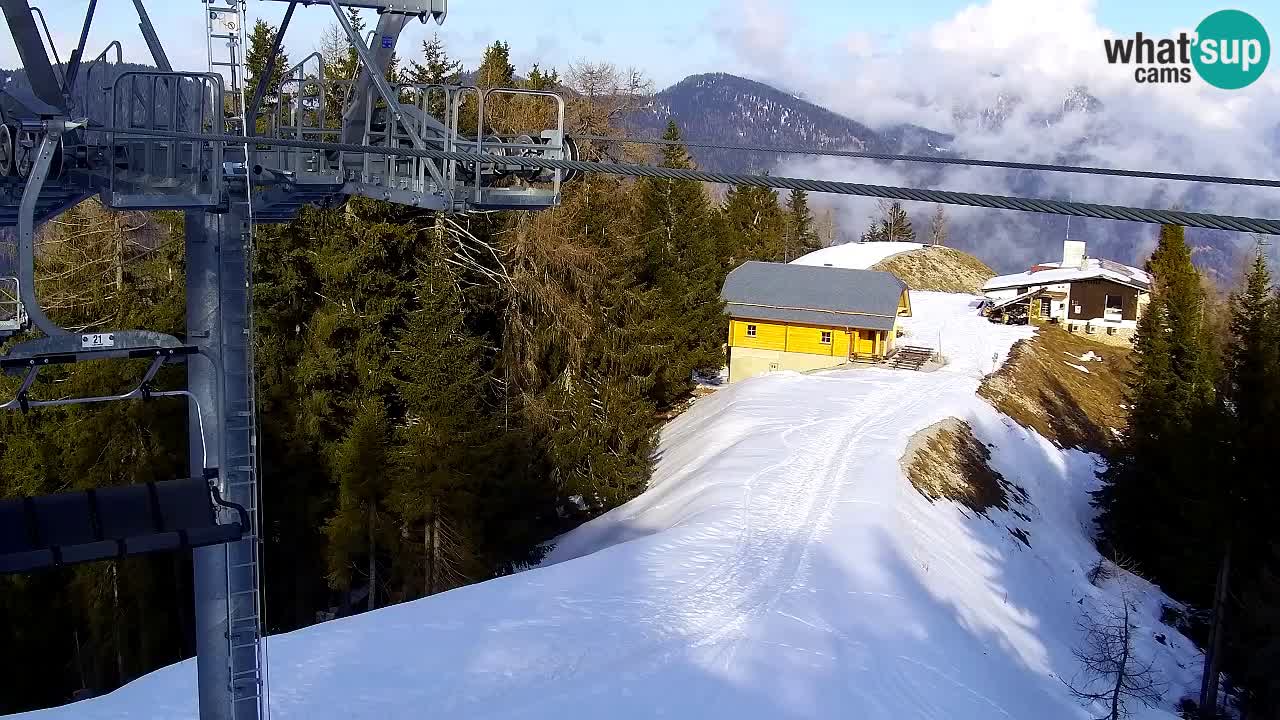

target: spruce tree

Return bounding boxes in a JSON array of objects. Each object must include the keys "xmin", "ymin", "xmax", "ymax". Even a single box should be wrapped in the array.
[
  {"xmin": 784, "ymin": 188, "xmax": 820, "ymax": 260},
  {"xmin": 524, "ymin": 64, "xmax": 560, "ymax": 90},
  {"xmin": 406, "ymin": 33, "xmax": 462, "ymax": 118},
  {"xmin": 1225, "ymin": 253, "xmax": 1279, "ymax": 535},
  {"xmin": 408, "ymin": 33, "xmax": 463, "ymax": 85},
  {"xmin": 390, "ymin": 251, "xmax": 490, "ymax": 596},
  {"xmin": 862, "ymin": 201, "xmax": 915, "ymax": 242},
  {"xmin": 1094, "ymin": 224, "xmax": 1218, "ymax": 601},
  {"xmin": 632, "ymin": 120, "xmax": 727, "ymax": 406},
  {"xmin": 723, "ymin": 183, "xmax": 785, "ymax": 263},
  {"xmin": 1215, "ymin": 254, "xmax": 1280, "ymax": 717},
  {"xmin": 245, "ymin": 19, "xmax": 289, "ymax": 122},
  {"xmin": 323, "ymin": 398, "xmax": 393, "ymax": 611},
  {"xmin": 475, "ymin": 41, "xmax": 516, "ymax": 89}
]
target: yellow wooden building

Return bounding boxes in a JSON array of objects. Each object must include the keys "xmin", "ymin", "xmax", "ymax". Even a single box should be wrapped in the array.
[{"xmin": 720, "ymin": 261, "xmax": 912, "ymax": 383}]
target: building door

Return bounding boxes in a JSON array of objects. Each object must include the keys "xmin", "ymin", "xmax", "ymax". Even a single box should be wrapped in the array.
[{"xmin": 853, "ymin": 329, "xmax": 875, "ymax": 356}]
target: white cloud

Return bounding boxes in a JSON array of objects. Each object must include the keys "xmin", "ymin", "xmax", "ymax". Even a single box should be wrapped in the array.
[
  {"xmin": 758, "ymin": 0, "xmax": 1280, "ymax": 272},
  {"xmin": 710, "ymin": 0, "xmax": 797, "ymax": 78}
]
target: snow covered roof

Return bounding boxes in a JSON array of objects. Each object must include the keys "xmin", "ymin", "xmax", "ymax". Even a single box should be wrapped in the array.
[
  {"xmin": 790, "ymin": 241, "xmax": 924, "ymax": 270},
  {"xmin": 721, "ymin": 261, "xmax": 907, "ymax": 331},
  {"xmin": 982, "ymin": 257, "xmax": 1151, "ymax": 293}
]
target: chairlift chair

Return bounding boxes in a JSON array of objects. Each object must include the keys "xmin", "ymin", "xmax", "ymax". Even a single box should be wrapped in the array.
[{"xmin": 0, "ymin": 474, "xmax": 249, "ymax": 575}]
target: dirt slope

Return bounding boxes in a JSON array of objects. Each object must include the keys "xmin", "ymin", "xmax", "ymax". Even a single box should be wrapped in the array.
[
  {"xmin": 871, "ymin": 245, "xmax": 995, "ymax": 294},
  {"xmin": 978, "ymin": 323, "xmax": 1132, "ymax": 457}
]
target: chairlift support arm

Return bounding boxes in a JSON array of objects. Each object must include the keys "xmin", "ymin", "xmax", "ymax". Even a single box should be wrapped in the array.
[
  {"xmin": 131, "ymin": 0, "xmax": 172, "ymax": 72},
  {"xmin": 0, "ymin": 0, "xmax": 65, "ymax": 110},
  {"xmin": 63, "ymin": 0, "xmax": 100, "ymax": 98},
  {"xmin": 17, "ymin": 128, "xmax": 70, "ymax": 337},
  {"xmin": 246, "ymin": 1, "xmax": 297, "ymax": 136}
]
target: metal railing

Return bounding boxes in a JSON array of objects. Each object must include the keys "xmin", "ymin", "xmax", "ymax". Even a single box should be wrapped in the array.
[{"xmin": 108, "ymin": 71, "xmax": 224, "ymax": 208}]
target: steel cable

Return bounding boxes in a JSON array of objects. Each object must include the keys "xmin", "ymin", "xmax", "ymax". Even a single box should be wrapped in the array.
[
  {"xmin": 569, "ymin": 133, "xmax": 1280, "ymax": 189},
  {"xmin": 96, "ymin": 125, "xmax": 1280, "ymax": 234}
]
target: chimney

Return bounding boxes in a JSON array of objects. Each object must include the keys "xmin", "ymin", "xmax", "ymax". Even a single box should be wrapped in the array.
[{"xmin": 1063, "ymin": 240, "xmax": 1086, "ymax": 269}]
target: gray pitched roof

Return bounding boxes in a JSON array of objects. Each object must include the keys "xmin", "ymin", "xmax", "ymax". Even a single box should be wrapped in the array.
[{"xmin": 720, "ymin": 261, "xmax": 907, "ymax": 331}]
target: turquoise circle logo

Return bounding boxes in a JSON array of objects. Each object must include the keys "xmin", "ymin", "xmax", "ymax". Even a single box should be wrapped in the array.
[{"xmin": 1193, "ymin": 9, "xmax": 1270, "ymax": 89}]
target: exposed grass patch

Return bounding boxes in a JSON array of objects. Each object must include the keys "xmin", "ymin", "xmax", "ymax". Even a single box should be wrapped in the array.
[
  {"xmin": 871, "ymin": 245, "xmax": 995, "ymax": 294},
  {"xmin": 902, "ymin": 418, "xmax": 1029, "ymax": 519},
  {"xmin": 978, "ymin": 323, "xmax": 1132, "ymax": 457}
]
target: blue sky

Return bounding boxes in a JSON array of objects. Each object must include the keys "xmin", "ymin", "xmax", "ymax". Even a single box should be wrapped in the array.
[{"xmin": 4, "ymin": 1, "xmax": 1278, "ymax": 91}]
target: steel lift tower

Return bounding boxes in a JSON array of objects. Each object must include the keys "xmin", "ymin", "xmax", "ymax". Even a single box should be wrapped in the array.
[{"xmin": 0, "ymin": 2, "xmax": 574, "ymax": 719}]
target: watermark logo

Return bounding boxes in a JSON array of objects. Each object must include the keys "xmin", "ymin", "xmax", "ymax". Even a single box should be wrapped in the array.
[{"xmin": 1103, "ymin": 9, "xmax": 1270, "ymax": 89}]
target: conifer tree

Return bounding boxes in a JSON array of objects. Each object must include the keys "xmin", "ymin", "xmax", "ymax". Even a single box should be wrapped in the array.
[
  {"xmin": 323, "ymin": 398, "xmax": 393, "ymax": 611},
  {"xmin": 408, "ymin": 33, "xmax": 463, "ymax": 85},
  {"xmin": 246, "ymin": 19, "xmax": 290, "ymax": 124},
  {"xmin": 390, "ymin": 252, "xmax": 490, "ymax": 596},
  {"xmin": 475, "ymin": 41, "xmax": 516, "ymax": 89},
  {"xmin": 460, "ymin": 40, "xmax": 518, "ymax": 133},
  {"xmin": 524, "ymin": 64, "xmax": 560, "ymax": 90},
  {"xmin": 1094, "ymin": 224, "xmax": 1217, "ymax": 600},
  {"xmin": 724, "ymin": 183, "xmax": 785, "ymax": 263},
  {"xmin": 632, "ymin": 120, "xmax": 727, "ymax": 405},
  {"xmin": 784, "ymin": 189, "xmax": 820, "ymax": 260},
  {"xmin": 1214, "ymin": 254, "xmax": 1280, "ymax": 717},
  {"xmin": 1225, "ymin": 253, "xmax": 1279, "ymax": 533},
  {"xmin": 406, "ymin": 33, "xmax": 462, "ymax": 118},
  {"xmin": 862, "ymin": 200, "xmax": 915, "ymax": 242}
]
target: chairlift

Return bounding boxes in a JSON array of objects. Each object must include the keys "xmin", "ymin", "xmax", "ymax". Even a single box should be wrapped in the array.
[
  {"xmin": 0, "ymin": 475, "xmax": 249, "ymax": 575},
  {"xmin": 0, "ymin": 336, "xmax": 250, "ymax": 575}
]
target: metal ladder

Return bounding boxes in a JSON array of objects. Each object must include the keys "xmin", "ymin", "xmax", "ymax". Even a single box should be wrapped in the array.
[{"xmin": 205, "ymin": 2, "xmax": 266, "ymax": 718}]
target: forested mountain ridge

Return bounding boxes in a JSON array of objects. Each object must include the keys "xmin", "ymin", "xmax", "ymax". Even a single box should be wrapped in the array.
[{"xmin": 625, "ymin": 72, "xmax": 951, "ymax": 173}]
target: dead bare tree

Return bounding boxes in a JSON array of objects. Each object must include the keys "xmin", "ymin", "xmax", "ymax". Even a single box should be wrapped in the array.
[
  {"xmin": 928, "ymin": 204, "xmax": 949, "ymax": 246},
  {"xmin": 564, "ymin": 61, "xmax": 652, "ymax": 163},
  {"xmin": 1066, "ymin": 590, "xmax": 1168, "ymax": 720}
]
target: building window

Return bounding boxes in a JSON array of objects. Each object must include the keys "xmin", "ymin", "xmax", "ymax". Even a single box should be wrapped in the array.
[
  {"xmin": 745, "ymin": 324, "xmax": 757, "ymax": 337},
  {"xmin": 1039, "ymin": 298, "xmax": 1051, "ymax": 317},
  {"xmin": 1105, "ymin": 294, "xmax": 1123, "ymax": 321},
  {"xmin": 820, "ymin": 330, "xmax": 832, "ymax": 345}
]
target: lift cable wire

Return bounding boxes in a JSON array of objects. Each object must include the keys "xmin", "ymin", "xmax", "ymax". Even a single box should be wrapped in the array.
[
  {"xmin": 97, "ymin": 125, "xmax": 1280, "ymax": 235},
  {"xmin": 569, "ymin": 133, "xmax": 1280, "ymax": 189}
]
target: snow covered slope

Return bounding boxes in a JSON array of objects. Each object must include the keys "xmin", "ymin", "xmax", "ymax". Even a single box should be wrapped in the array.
[
  {"xmin": 791, "ymin": 241, "xmax": 924, "ymax": 269},
  {"xmin": 19, "ymin": 294, "xmax": 1201, "ymax": 720}
]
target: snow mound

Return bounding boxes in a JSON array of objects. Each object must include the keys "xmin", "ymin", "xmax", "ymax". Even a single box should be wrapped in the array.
[
  {"xmin": 28, "ymin": 296, "xmax": 1199, "ymax": 720},
  {"xmin": 791, "ymin": 241, "xmax": 924, "ymax": 270},
  {"xmin": 1065, "ymin": 362, "xmax": 1092, "ymax": 374}
]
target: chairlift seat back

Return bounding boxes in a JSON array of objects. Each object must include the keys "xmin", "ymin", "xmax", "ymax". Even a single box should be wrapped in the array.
[
  {"xmin": 0, "ymin": 499, "xmax": 53, "ymax": 573},
  {"xmin": 0, "ymin": 478, "xmax": 245, "ymax": 575}
]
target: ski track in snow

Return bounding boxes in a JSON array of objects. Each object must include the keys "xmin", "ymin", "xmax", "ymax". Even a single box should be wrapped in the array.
[{"xmin": 17, "ymin": 293, "xmax": 1202, "ymax": 720}]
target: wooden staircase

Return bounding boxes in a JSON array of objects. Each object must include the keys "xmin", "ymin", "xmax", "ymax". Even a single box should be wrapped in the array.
[{"xmin": 885, "ymin": 345, "xmax": 934, "ymax": 371}]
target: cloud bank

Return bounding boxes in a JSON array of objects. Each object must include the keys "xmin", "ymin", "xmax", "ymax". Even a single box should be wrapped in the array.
[{"xmin": 718, "ymin": 0, "xmax": 1280, "ymax": 276}]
